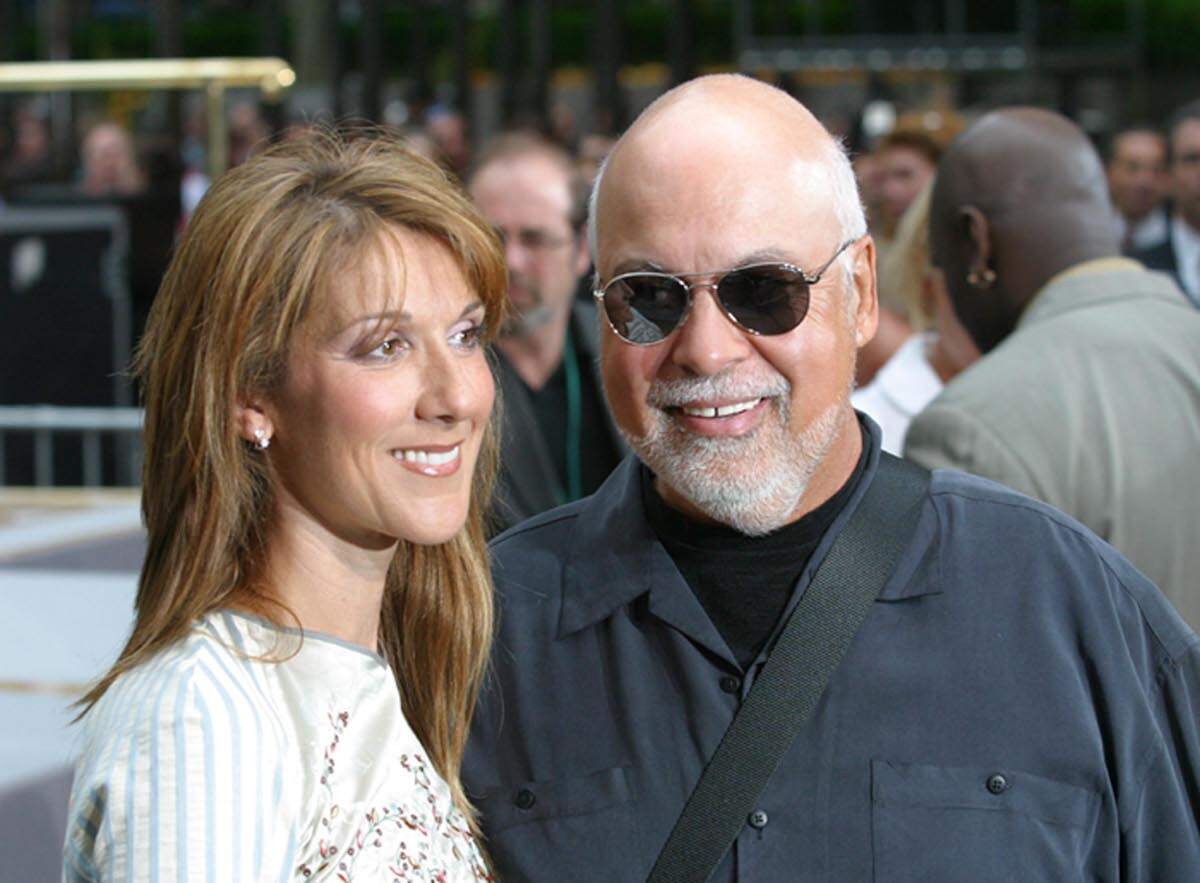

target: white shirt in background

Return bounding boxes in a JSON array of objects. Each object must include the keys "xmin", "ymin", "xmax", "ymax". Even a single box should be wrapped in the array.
[
  {"xmin": 1118, "ymin": 204, "xmax": 1170, "ymax": 251},
  {"xmin": 852, "ymin": 333, "xmax": 944, "ymax": 455}
]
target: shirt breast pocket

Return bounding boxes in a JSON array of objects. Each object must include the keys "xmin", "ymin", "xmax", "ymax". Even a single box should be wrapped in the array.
[
  {"xmin": 870, "ymin": 759, "xmax": 1098, "ymax": 883},
  {"xmin": 475, "ymin": 766, "xmax": 641, "ymax": 881}
]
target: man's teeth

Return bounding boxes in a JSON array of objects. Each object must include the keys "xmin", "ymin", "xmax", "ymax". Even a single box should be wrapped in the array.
[
  {"xmin": 680, "ymin": 399, "xmax": 762, "ymax": 418},
  {"xmin": 394, "ymin": 445, "xmax": 460, "ymax": 466}
]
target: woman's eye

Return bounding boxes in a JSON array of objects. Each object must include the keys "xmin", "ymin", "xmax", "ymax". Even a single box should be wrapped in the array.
[
  {"xmin": 366, "ymin": 336, "xmax": 407, "ymax": 359},
  {"xmin": 451, "ymin": 323, "xmax": 486, "ymax": 349}
]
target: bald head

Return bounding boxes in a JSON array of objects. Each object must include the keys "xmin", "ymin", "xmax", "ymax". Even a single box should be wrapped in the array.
[
  {"xmin": 590, "ymin": 75, "xmax": 865, "ymax": 271},
  {"xmin": 931, "ymin": 107, "xmax": 1120, "ymax": 353},
  {"xmin": 936, "ymin": 108, "xmax": 1111, "ymax": 223}
]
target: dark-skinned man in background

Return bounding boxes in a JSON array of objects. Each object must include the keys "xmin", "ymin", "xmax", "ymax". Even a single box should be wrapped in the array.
[
  {"xmin": 906, "ymin": 107, "xmax": 1200, "ymax": 630},
  {"xmin": 464, "ymin": 79, "xmax": 1200, "ymax": 882}
]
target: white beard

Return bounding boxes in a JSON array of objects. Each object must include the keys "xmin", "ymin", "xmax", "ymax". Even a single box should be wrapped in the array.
[{"xmin": 627, "ymin": 371, "xmax": 850, "ymax": 536}]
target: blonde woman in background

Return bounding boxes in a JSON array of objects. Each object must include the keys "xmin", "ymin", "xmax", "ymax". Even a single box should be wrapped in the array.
[
  {"xmin": 63, "ymin": 131, "xmax": 504, "ymax": 881},
  {"xmin": 853, "ymin": 180, "xmax": 980, "ymax": 453}
]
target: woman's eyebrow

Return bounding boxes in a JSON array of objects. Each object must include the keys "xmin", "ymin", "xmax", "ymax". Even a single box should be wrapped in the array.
[{"xmin": 332, "ymin": 310, "xmax": 408, "ymax": 336}]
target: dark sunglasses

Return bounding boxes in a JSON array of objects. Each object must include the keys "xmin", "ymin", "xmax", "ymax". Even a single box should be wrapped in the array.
[{"xmin": 593, "ymin": 237, "xmax": 861, "ymax": 346}]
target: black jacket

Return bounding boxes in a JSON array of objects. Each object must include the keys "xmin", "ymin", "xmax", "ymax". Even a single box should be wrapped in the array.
[
  {"xmin": 1131, "ymin": 218, "xmax": 1200, "ymax": 306},
  {"xmin": 488, "ymin": 298, "xmax": 627, "ymax": 534}
]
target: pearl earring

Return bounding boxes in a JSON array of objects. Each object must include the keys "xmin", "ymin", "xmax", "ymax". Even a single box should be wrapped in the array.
[{"xmin": 253, "ymin": 428, "xmax": 271, "ymax": 450}]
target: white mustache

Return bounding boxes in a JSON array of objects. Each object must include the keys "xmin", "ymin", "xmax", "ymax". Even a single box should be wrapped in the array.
[{"xmin": 646, "ymin": 372, "xmax": 790, "ymax": 409}]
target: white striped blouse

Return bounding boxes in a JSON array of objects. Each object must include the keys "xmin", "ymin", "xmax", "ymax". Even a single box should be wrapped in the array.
[{"xmin": 63, "ymin": 610, "xmax": 491, "ymax": 882}]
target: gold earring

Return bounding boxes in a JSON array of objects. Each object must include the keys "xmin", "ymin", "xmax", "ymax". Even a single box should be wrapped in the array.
[{"xmin": 966, "ymin": 267, "xmax": 996, "ymax": 290}]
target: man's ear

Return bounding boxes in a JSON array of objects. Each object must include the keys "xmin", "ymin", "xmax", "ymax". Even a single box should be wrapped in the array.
[
  {"xmin": 234, "ymin": 396, "xmax": 274, "ymax": 446},
  {"xmin": 851, "ymin": 235, "xmax": 879, "ymax": 348},
  {"xmin": 961, "ymin": 205, "xmax": 992, "ymax": 279},
  {"xmin": 573, "ymin": 228, "xmax": 592, "ymax": 278}
]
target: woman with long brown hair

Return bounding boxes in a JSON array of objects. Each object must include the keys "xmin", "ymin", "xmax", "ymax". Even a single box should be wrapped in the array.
[{"xmin": 63, "ymin": 130, "xmax": 505, "ymax": 881}]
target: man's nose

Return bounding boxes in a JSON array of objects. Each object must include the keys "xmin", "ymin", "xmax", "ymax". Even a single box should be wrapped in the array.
[
  {"xmin": 503, "ymin": 234, "xmax": 533, "ymax": 274},
  {"xmin": 667, "ymin": 284, "xmax": 752, "ymax": 376}
]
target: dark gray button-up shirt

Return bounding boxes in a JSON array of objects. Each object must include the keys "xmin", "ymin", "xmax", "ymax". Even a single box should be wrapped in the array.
[{"xmin": 464, "ymin": 421, "xmax": 1200, "ymax": 881}]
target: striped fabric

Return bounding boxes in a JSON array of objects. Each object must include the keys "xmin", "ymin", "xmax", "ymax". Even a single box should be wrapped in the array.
[{"xmin": 63, "ymin": 611, "xmax": 490, "ymax": 882}]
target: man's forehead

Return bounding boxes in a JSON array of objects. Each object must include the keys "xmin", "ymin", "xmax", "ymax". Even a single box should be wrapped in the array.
[
  {"xmin": 473, "ymin": 153, "xmax": 570, "ymax": 201},
  {"xmin": 1172, "ymin": 119, "xmax": 1200, "ymax": 151},
  {"xmin": 596, "ymin": 153, "xmax": 840, "ymax": 262}
]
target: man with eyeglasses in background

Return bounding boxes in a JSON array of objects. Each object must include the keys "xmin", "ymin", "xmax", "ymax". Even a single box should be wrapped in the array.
[
  {"xmin": 468, "ymin": 132, "xmax": 625, "ymax": 533},
  {"xmin": 1135, "ymin": 100, "xmax": 1200, "ymax": 306},
  {"xmin": 463, "ymin": 76, "xmax": 1200, "ymax": 882},
  {"xmin": 1105, "ymin": 125, "xmax": 1170, "ymax": 254}
]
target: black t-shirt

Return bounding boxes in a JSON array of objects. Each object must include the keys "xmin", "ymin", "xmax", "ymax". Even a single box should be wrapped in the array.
[
  {"xmin": 525, "ymin": 323, "xmax": 621, "ymax": 502},
  {"xmin": 644, "ymin": 422, "xmax": 870, "ymax": 670}
]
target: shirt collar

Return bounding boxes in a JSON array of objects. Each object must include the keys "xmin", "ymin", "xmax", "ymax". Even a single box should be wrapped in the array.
[
  {"xmin": 557, "ymin": 455, "xmax": 680, "ymax": 638},
  {"xmin": 1020, "ymin": 260, "xmax": 1189, "ymax": 329},
  {"xmin": 556, "ymin": 415, "xmax": 939, "ymax": 639},
  {"xmin": 1041, "ymin": 256, "xmax": 1142, "ymax": 289},
  {"xmin": 1129, "ymin": 205, "xmax": 1169, "ymax": 249}
]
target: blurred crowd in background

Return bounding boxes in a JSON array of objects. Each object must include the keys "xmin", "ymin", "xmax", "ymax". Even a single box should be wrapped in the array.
[{"xmin": 1, "ymin": 82, "xmax": 1194, "ymax": 419}]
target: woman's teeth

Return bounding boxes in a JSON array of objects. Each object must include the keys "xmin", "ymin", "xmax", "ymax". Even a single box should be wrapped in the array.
[{"xmin": 394, "ymin": 445, "xmax": 460, "ymax": 466}]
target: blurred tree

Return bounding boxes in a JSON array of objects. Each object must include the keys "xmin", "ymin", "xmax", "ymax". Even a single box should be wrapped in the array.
[
  {"xmin": 593, "ymin": 0, "xmax": 623, "ymax": 133},
  {"xmin": 668, "ymin": 0, "xmax": 694, "ymax": 85},
  {"xmin": 361, "ymin": 0, "xmax": 383, "ymax": 121},
  {"xmin": 451, "ymin": 0, "xmax": 472, "ymax": 121},
  {"xmin": 497, "ymin": 0, "xmax": 518, "ymax": 123},
  {"xmin": 152, "ymin": 0, "xmax": 182, "ymax": 148},
  {"xmin": 528, "ymin": 0, "xmax": 550, "ymax": 125}
]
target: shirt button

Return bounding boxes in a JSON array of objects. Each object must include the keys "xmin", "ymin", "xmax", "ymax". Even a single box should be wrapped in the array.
[
  {"xmin": 986, "ymin": 773, "xmax": 1009, "ymax": 795},
  {"xmin": 720, "ymin": 675, "xmax": 741, "ymax": 694},
  {"xmin": 748, "ymin": 810, "xmax": 769, "ymax": 829},
  {"xmin": 514, "ymin": 788, "xmax": 536, "ymax": 810}
]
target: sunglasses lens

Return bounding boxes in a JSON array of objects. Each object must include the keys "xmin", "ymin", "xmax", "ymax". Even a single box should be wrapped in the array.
[
  {"xmin": 718, "ymin": 265, "xmax": 811, "ymax": 335},
  {"xmin": 604, "ymin": 276, "xmax": 689, "ymax": 344}
]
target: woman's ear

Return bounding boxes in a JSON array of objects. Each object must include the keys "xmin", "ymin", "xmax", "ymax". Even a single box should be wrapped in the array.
[{"xmin": 234, "ymin": 397, "xmax": 274, "ymax": 449}]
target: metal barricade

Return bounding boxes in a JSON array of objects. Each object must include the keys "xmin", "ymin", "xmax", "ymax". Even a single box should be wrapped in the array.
[{"xmin": 0, "ymin": 405, "xmax": 142, "ymax": 487}]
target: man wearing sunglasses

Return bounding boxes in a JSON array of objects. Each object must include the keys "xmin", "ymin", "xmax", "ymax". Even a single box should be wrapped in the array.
[{"xmin": 464, "ymin": 76, "xmax": 1200, "ymax": 881}]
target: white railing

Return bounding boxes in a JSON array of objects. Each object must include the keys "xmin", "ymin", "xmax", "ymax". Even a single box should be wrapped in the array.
[{"xmin": 0, "ymin": 405, "xmax": 143, "ymax": 486}]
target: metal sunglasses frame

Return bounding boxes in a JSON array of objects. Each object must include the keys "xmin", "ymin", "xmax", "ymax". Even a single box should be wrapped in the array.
[{"xmin": 592, "ymin": 236, "xmax": 864, "ymax": 346}]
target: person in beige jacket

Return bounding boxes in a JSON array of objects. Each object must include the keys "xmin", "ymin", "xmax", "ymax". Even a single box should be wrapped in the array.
[{"xmin": 905, "ymin": 107, "xmax": 1200, "ymax": 630}]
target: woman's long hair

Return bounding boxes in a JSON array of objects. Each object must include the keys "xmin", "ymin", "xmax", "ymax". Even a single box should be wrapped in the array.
[{"xmin": 77, "ymin": 129, "xmax": 507, "ymax": 824}]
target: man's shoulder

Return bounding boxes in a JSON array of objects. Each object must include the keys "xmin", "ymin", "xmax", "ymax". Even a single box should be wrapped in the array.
[
  {"xmin": 921, "ymin": 272, "xmax": 1192, "ymax": 416},
  {"xmin": 490, "ymin": 497, "xmax": 589, "ymax": 586},
  {"xmin": 927, "ymin": 469, "xmax": 1197, "ymax": 662},
  {"xmin": 491, "ymin": 496, "xmax": 588, "ymax": 548}
]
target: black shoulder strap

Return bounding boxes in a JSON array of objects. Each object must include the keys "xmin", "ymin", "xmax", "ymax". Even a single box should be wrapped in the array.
[{"xmin": 646, "ymin": 453, "xmax": 931, "ymax": 883}]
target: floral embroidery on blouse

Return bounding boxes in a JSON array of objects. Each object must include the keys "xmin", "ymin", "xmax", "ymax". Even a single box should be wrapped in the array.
[{"xmin": 296, "ymin": 711, "xmax": 492, "ymax": 882}]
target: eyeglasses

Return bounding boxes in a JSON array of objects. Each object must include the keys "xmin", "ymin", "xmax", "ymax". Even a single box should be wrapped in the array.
[
  {"xmin": 495, "ymin": 226, "xmax": 574, "ymax": 252},
  {"xmin": 593, "ymin": 237, "xmax": 861, "ymax": 346}
]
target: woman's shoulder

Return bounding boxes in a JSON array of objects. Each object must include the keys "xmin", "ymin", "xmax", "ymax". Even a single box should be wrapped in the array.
[
  {"xmin": 78, "ymin": 612, "xmax": 287, "ymax": 763},
  {"xmin": 65, "ymin": 614, "xmax": 303, "ymax": 881}
]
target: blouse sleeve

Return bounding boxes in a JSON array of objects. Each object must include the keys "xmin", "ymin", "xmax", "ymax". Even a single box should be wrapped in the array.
[{"xmin": 64, "ymin": 658, "xmax": 297, "ymax": 882}]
